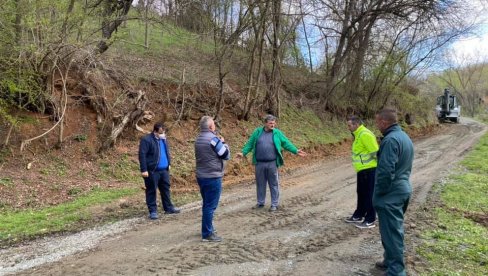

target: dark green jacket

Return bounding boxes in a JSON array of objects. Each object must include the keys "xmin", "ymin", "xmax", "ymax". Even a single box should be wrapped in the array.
[
  {"xmin": 373, "ymin": 124, "xmax": 414, "ymax": 200},
  {"xmin": 241, "ymin": 127, "xmax": 298, "ymax": 167}
]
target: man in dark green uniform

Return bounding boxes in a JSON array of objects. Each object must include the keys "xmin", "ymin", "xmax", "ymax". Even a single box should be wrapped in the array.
[{"xmin": 373, "ymin": 108, "xmax": 414, "ymax": 276}]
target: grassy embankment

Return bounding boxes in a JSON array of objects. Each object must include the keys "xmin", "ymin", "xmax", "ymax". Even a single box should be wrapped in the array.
[{"xmin": 416, "ymin": 117, "xmax": 488, "ymax": 275}]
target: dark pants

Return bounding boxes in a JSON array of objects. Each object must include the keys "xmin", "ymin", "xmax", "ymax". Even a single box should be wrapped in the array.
[
  {"xmin": 353, "ymin": 168, "xmax": 376, "ymax": 223},
  {"xmin": 143, "ymin": 169, "xmax": 174, "ymax": 213},
  {"xmin": 197, "ymin": 177, "xmax": 222, "ymax": 238},
  {"xmin": 375, "ymin": 193, "xmax": 410, "ymax": 276}
]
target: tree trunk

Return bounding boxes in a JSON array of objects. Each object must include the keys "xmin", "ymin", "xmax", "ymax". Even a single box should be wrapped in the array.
[
  {"xmin": 14, "ymin": 0, "xmax": 22, "ymax": 45},
  {"xmin": 214, "ymin": 59, "xmax": 227, "ymax": 122},
  {"xmin": 266, "ymin": 0, "xmax": 282, "ymax": 116},
  {"xmin": 144, "ymin": 0, "xmax": 149, "ymax": 49},
  {"xmin": 61, "ymin": 0, "xmax": 76, "ymax": 39},
  {"xmin": 299, "ymin": 1, "xmax": 313, "ymax": 73},
  {"xmin": 241, "ymin": 1, "xmax": 268, "ymax": 120},
  {"xmin": 97, "ymin": 0, "xmax": 132, "ymax": 54},
  {"xmin": 322, "ymin": 0, "xmax": 356, "ymax": 107}
]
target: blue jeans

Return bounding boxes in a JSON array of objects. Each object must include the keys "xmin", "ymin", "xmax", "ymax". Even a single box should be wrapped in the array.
[
  {"xmin": 143, "ymin": 169, "xmax": 175, "ymax": 213},
  {"xmin": 197, "ymin": 177, "xmax": 222, "ymax": 238}
]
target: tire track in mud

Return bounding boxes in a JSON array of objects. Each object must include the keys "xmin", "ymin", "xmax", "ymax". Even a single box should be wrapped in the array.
[{"xmin": 135, "ymin": 190, "xmax": 361, "ymax": 275}]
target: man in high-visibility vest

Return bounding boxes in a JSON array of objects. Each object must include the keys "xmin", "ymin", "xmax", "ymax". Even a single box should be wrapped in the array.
[{"xmin": 345, "ymin": 115, "xmax": 379, "ymax": 229}]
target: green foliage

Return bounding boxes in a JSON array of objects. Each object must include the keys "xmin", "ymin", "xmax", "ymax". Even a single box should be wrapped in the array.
[
  {"xmin": 279, "ymin": 104, "xmax": 351, "ymax": 148},
  {"xmin": 0, "ymin": 0, "xmax": 136, "ymax": 122},
  {"xmin": 17, "ymin": 114, "xmax": 39, "ymax": 125},
  {"xmin": 74, "ymin": 134, "xmax": 88, "ymax": 142},
  {"xmin": 392, "ymin": 88, "xmax": 435, "ymax": 126},
  {"xmin": 170, "ymin": 147, "xmax": 195, "ymax": 179},
  {"xmin": 0, "ymin": 147, "xmax": 11, "ymax": 164},
  {"xmin": 113, "ymin": 20, "xmax": 214, "ymax": 55},
  {"xmin": 0, "ymin": 188, "xmax": 138, "ymax": 243},
  {"xmin": 443, "ymin": 173, "xmax": 488, "ymax": 213},
  {"xmin": 0, "ymin": 70, "xmax": 46, "ymax": 119},
  {"xmin": 39, "ymin": 157, "xmax": 68, "ymax": 177},
  {"xmin": 67, "ymin": 187, "xmax": 82, "ymax": 196},
  {"xmin": 417, "ymin": 133, "xmax": 488, "ymax": 275},
  {"xmin": 418, "ymin": 209, "xmax": 488, "ymax": 275},
  {"xmin": 0, "ymin": 177, "xmax": 13, "ymax": 188},
  {"xmin": 39, "ymin": 156, "xmax": 70, "ymax": 177},
  {"xmin": 475, "ymin": 112, "xmax": 488, "ymax": 124},
  {"xmin": 99, "ymin": 154, "xmax": 139, "ymax": 183}
]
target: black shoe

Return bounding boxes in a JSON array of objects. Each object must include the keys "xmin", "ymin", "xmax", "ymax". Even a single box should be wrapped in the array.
[
  {"xmin": 375, "ymin": 261, "xmax": 387, "ymax": 271},
  {"xmin": 269, "ymin": 206, "xmax": 278, "ymax": 212},
  {"xmin": 345, "ymin": 216, "xmax": 362, "ymax": 223},
  {"xmin": 252, "ymin": 204, "xmax": 265, "ymax": 209},
  {"xmin": 202, "ymin": 234, "xmax": 222, "ymax": 242},
  {"xmin": 164, "ymin": 208, "xmax": 181, "ymax": 214}
]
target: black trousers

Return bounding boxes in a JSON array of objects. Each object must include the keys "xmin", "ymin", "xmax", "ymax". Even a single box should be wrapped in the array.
[
  {"xmin": 352, "ymin": 168, "xmax": 376, "ymax": 223},
  {"xmin": 143, "ymin": 169, "xmax": 174, "ymax": 213}
]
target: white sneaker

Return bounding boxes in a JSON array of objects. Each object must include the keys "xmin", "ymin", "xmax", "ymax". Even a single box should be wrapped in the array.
[{"xmin": 355, "ymin": 221, "xmax": 376, "ymax": 229}]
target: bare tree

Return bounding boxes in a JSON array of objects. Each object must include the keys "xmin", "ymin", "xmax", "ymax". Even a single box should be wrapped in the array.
[
  {"xmin": 240, "ymin": 0, "xmax": 269, "ymax": 120},
  {"xmin": 212, "ymin": 1, "xmax": 254, "ymax": 122},
  {"xmin": 306, "ymin": 0, "xmax": 474, "ymax": 114}
]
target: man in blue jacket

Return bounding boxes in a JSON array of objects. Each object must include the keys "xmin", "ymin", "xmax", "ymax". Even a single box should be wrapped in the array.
[
  {"xmin": 139, "ymin": 123, "xmax": 180, "ymax": 220},
  {"xmin": 373, "ymin": 108, "xmax": 414, "ymax": 276}
]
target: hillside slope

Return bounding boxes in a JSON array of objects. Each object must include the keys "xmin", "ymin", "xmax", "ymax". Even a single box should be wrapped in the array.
[{"xmin": 0, "ymin": 22, "xmax": 438, "ymax": 245}]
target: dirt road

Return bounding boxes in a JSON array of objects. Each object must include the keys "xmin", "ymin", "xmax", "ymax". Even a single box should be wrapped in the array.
[{"xmin": 3, "ymin": 118, "xmax": 486, "ymax": 276}]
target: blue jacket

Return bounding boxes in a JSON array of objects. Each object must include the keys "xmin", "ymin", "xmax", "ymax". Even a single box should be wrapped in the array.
[
  {"xmin": 373, "ymin": 124, "xmax": 414, "ymax": 200},
  {"xmin": 138, "ymin": 133, "xmax": 171, "ymax": 172}
]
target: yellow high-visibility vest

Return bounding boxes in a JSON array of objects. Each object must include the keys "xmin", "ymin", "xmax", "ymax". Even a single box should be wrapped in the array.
[{"xmin": 351, "ymin": 125, "xmax": 379, "ymax": 172}]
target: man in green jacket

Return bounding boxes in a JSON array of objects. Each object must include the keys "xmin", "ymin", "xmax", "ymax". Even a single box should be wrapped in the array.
[
  {"xmin": 373, "ymin": 108, "xmax": 414, "ymax": 276},
  {"xmin": 237, "ymin": 114, "xmax": 306, "ymax": 212}
]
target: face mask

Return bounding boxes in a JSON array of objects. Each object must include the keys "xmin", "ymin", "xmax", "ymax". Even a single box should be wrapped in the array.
[{"xmin": 159, "ymin": 133, "xmax": 166, "ymax": 139}]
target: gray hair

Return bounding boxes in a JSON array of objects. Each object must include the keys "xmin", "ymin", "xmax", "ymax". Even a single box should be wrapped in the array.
[
  {"xmin": 263, "ymin": 114, "xmax": 277, "ymax": 123},
  {"xmin": 199, "ymin": 115, "xmax": 213, "ymax": 130}
]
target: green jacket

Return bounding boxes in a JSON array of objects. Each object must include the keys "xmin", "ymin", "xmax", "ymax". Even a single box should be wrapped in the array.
[
  {"xmin": 351, "ymin": 125, "xmax": 379, "ymax": 172},
  {"xmin": 373, "ymin": 124, "xmax": 414, "ymax": 201},
  {"xmin": 241, "ymin": 127, "xmax": 298, "ymax": 167}
]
